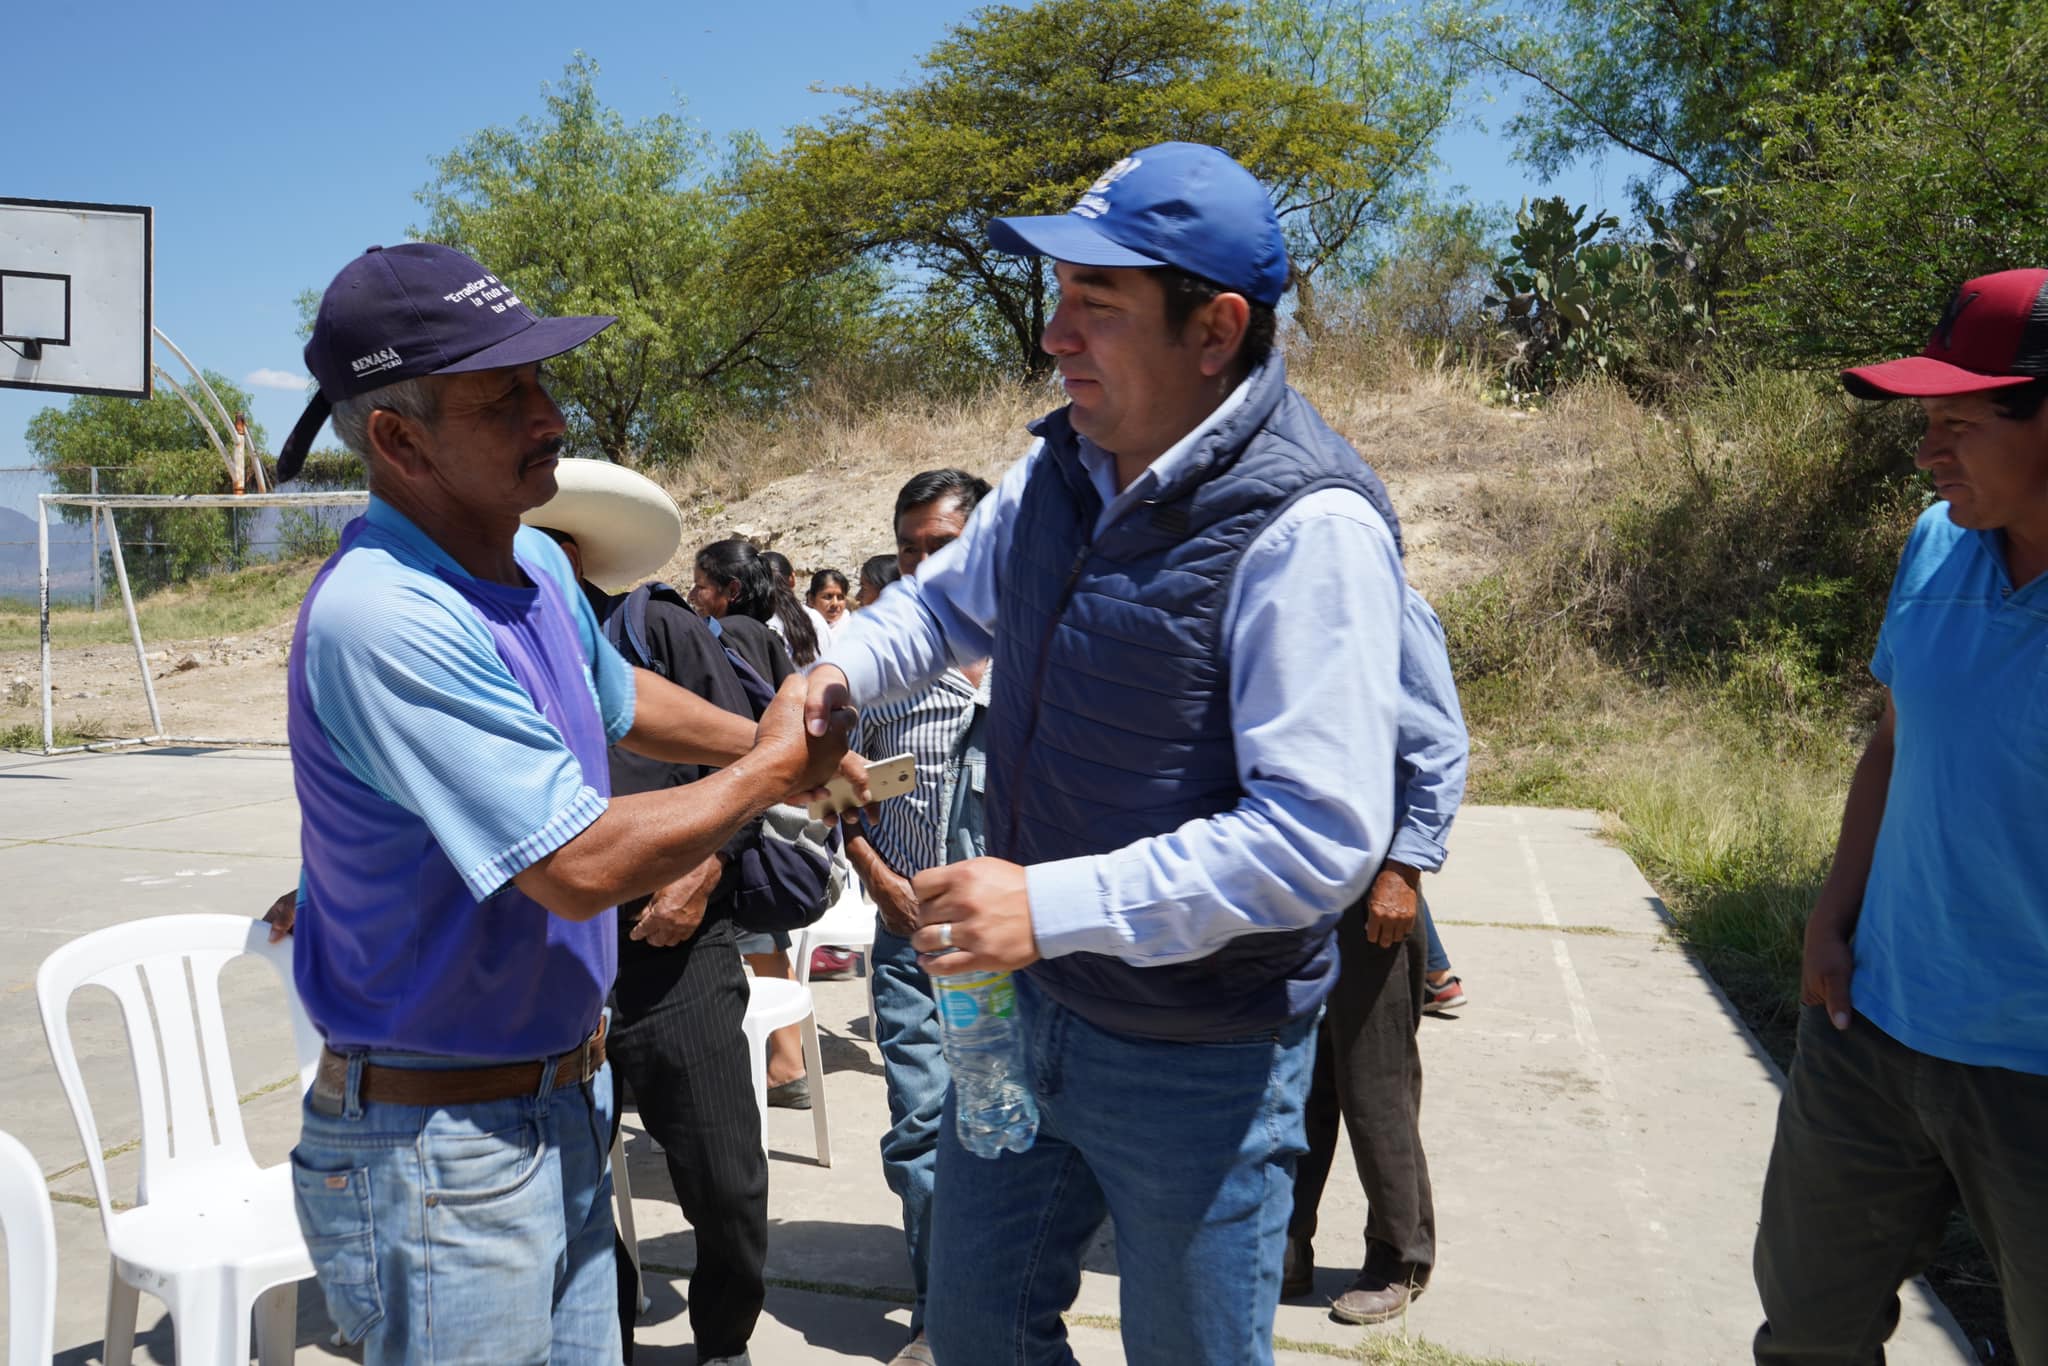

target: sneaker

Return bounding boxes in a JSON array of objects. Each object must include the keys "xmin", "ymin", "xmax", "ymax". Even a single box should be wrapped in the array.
[
  {"xmin": 809, "ymin": 946, "xmax": 857, "ymax": 981},
  {"xmin": 889, "ymin": 1335, "xmax": 935, "ymax": 1366},
  {"xmin": 1422, "ymin": 975, "xmax": 1467, "ymax": 1013}
]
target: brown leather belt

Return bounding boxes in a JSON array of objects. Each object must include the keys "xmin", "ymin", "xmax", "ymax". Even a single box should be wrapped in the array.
[{"xmin": 313, "ymin": 1018, "xmax": 607, "ymax": 1108}]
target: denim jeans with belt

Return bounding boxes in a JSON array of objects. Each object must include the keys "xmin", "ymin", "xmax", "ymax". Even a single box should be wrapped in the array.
[
  {"xmin": 291, "ymin": 1047, "xmax": 622, "ymax": 1365},
  {"xmin": 925, "ymin": 973, "xmax": 1315, "ymax": 1366}
]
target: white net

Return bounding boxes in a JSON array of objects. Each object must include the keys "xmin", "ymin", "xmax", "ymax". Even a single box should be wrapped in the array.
[{"xmin": 28, "ymin": 491, "xmax": 368, "ymax": 753}]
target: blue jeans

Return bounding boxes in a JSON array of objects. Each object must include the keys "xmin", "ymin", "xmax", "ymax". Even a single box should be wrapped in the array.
[
  {"xmin": 871, "ymin": 920, "xmax": 949, "ymax": 1334},
  {"xmin": 1422, "ymin": 897, "xmax": 1451, "ymax": 976},
  {"xmin": 926, "ymin": 974, "xmax": 1315, "ymax": 1365},
  {"xmin": 291, "ymin": 1050, "xmax": 622, "ymax": 1365}
]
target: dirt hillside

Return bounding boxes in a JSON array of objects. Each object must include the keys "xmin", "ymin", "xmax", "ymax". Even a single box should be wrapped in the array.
[{"xmin": 4, "ymin": 357, "xmax": 1590, "ymax": 746}]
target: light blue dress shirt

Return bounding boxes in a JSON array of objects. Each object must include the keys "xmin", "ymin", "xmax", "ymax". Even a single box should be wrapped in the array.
[
  {"xmin": 826, "ymin": 381, "xmax": 1452, "ymax": 968},
  {"xmin": 1390, "ymin": 591, "xmax": 1469, "ymax": 873}
]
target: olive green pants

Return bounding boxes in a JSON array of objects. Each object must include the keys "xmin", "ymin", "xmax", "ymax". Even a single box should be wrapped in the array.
[{"xmin": 1753, "ymin": 1006, "xmax": 2048, "ymax": 1364}]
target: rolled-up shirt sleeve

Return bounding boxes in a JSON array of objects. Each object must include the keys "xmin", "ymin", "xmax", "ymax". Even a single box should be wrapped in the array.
[
  {"xmin": 305, "ymin": 582, "xmax": 607, "ymax": 902},
  {"xmin": 1025, "ymin": 490, "xmax": 1405, "ymax": 965},
  {"xmin": 1387, "ymin": 588, "xmax": 1469, "ymax": 872}
]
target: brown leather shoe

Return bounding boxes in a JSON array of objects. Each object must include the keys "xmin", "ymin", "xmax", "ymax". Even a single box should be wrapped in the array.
[
  {"xmin": 1281, "ymin": 1236, "xmax": 1314, "ymax": 1298},
  {"xmin": 1330, "ymin": 1271, "xmax": 1423, "ymax": 1325}
]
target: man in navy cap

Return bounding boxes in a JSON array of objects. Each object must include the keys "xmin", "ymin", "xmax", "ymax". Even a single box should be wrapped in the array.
[
  {"xmin": 277, "ymin": 243, "xmax": 848, "ymax": 1364},
  {"xmin": 1752, "ymin": 270, "xmax": 2048, "ymax": 1363},
  {"xmin": 808, "ymin": 144, "xmax": 1407, "ymax": 1364}
]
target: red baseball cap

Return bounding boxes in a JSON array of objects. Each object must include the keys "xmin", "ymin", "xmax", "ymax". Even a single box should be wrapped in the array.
[{"xmin": 1842, "ymin": 269, "xmax": 2048, "ymax": 399}]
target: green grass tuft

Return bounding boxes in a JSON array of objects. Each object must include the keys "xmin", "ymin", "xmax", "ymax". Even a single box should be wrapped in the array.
[{"xmin": 0, "ymin": 560, "xmax": 317, "ymax": 654}]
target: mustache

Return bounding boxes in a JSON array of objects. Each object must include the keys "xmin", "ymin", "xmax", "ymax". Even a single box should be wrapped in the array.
[{"xmin": 521, "ymin": 436, "xmax": 566, "ymax": 468}]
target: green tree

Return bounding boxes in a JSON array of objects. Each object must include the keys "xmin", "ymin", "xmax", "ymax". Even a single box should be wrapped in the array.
[
  {"xmin": 1734, "ymin": 2, "xmax": 2048, "ymax": 366},
  {"xmin": 1244, "ymin": 0, "xmax": 1476, "ymax": 335},
  {"xmin": 418, "ymin": 55, "xmax": 882, "ymax": 465},
  {"xmin": 736, "ymin": 0, "xmax": 1406, "ymax": 377},
  {"xmin": 25, "ymin": 375, "xmax": 267, "ymax": 592},
  {"xmin": 1445, "ymin": 0, "xmax": 1923, "ymax": 212}
]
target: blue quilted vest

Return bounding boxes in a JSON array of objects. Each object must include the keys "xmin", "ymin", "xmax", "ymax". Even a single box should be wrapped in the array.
[{"xmin": 989, "ymin": 357, "xmax": 1403, "ymax": 1041}]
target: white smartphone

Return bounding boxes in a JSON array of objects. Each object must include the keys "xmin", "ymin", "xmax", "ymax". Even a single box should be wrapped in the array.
[{"xmin": 808, "ymin": 751, "xmax": 917, "ymax": 821}]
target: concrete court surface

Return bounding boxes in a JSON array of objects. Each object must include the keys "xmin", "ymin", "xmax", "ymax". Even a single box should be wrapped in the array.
[{"xmin": 0, "ymin": 746, "xmax": 1974, "ymax": 1365}]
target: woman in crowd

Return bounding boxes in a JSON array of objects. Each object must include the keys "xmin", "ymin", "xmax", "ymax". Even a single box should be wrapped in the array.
[
  {"xmin": 808, "ymin": 568, "xmax": 852, "ymax": 641},
  {"xmin": 694, "ymin": 539, "xmax": 823, "ymax": 668},
  {"xmin": 857, "ymin": 553, "xmax": 901, "ymax": 610},
  {"xmin": 686, "ymin": 536, "xmax": 816, "ymax": 1107},
  {"xmin": 763, "ymin": 549, "xmax": 834, "ymax": 655}
]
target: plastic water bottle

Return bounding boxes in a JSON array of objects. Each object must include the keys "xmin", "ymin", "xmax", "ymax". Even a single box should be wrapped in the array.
[{"xmin": 931, "ymin": 969, "xmax": 1039, "ymax": 1157}]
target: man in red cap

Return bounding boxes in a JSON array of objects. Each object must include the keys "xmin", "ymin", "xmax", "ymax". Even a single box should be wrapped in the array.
[{"xmin": 1752, "ymin": 269, "xmax": 2048, "ymax": 1363}]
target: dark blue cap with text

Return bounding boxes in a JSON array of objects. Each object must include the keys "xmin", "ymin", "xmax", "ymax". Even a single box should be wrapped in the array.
[
  {"xmin": 276, "ymin": 243, "xmax": 614, "ymax": 481},
  {"xmin": 986, "ymin": 143, "xmax": 1289, "ymax": 307}
]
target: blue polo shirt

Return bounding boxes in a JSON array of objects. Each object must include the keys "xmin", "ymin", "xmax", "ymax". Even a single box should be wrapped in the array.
[
  {"xmin": 1856, "ymin": 503, "xmax": 2048, "ymax": 1074},
  {"xmin": 286, "ymin": 498, "xmax": 637, "ymax": 1061}
]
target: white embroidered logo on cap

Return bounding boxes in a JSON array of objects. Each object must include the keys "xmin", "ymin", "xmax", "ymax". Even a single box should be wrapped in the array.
[
  {"xmin": 1072, "ymin": 155, "xmax": 1142, "ymax": 219},
  {"xmin": 350, "ymin": 347, "xmax": 402, "ymax": 376}
]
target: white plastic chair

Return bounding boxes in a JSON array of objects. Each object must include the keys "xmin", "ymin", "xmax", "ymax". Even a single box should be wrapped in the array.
[
  {"xmin": 0, "ymin": 1129, "xmax": 57, "ymax": 1366},
  {"xmin": 743, "ymin": 975, "xmax": 830, "ymax": 1166},
  {"xmin": 36, "ymin": 914, "xmax": 323, "ymax": 1366},
  {"xmin": 792, "ymin": 861, "xmax": 882, "ymax": 1042},
  {"xmin": 610, "ymin": 1123, "xmax": 650, "ymax": 1316}
]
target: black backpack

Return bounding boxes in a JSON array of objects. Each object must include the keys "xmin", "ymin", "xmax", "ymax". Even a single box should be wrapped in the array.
[
  {"xmin": 602, "ymin": 582, "xmax": 777, "ymax": 717},
  {"xmin": 598, "ymin": 582, "xmax": 840, "ymax": 934}
]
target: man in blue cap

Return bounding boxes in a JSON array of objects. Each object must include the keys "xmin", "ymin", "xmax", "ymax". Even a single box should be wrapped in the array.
[
  {"xmin": 276, "ymin": 243, "xmax": 849, "ymax": 1364},
  {"xmin": 808, "ymin": 144, "xmax": 1407, "ymax": 1364}
]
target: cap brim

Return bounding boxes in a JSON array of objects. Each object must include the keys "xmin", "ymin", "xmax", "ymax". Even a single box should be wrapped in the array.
[
  {"xmin": 1842, "ymin": 356, "xmax": 2038, "ymax": 399},
  {"xmin": 273, "ymin": 314, "xmax": 614, "ymax": 484},
  {"xmin": 436, "ymin": 313, "xmax": 616, "ymax": 377},
  {"xmin": 988, "ymin": 214, "xmax": 1165, "ymax": 268}
]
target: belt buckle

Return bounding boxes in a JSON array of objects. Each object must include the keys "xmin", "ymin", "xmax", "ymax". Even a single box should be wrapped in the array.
[{"xmin": 576, "ymin": 1029, "xmax": 594, "ymax": 1082}]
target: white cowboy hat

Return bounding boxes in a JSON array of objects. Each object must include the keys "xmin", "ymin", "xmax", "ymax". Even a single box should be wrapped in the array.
[{"xmin": 522, "ymin": 458, "xmax": 683, "ymax": 593}]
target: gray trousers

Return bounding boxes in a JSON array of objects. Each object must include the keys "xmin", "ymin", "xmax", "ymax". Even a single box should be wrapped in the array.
[
  {"xmin": 1289, "ymin": 908, "xmax": 1433, "ymax": 1283},
  {"xmin": 1754, "ymin": 1006, "xmax": 2048, "ymax": 1364}
]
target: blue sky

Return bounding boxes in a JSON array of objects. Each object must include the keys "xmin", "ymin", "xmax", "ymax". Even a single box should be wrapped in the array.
[{"xmin": 1, "ymin": 0, "xmax": 1643, "ymax": 477}]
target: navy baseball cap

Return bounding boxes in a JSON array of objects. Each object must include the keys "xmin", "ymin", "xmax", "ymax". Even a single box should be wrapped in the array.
[
  {"xmin": 276, "ymin": 243, "xmax": 614, "ymax": 481},
  {"xmin": 986, "ymin": 142, "xmax": 1289, "ymax": 307}
]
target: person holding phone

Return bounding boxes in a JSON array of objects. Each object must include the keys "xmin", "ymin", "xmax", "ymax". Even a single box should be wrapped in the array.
[{"xmin": 838, "ymin": 468, "xmax": 994, "ymax": 1366}]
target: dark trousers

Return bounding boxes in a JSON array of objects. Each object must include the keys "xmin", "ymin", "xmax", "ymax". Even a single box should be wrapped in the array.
[
  {"xmin": 1754, "ymin": 1006, "xmax": 2048, "ymax": 1365},
  {"xmin": 1290, "ymin": 907, "xmax": 1434, "ymax": 1284},
  {"xmin": 607, "ymin": 916, "xmax": 768, "ymax": 1363}
]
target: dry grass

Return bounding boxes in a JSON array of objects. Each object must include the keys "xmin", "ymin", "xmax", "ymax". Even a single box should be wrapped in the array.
[{"xmin": 643, "ymin": 372, "xmax": 1046, "ymax": 588}]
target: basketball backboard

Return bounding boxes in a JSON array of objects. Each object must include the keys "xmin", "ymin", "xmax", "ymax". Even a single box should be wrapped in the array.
[{"xmin": 0, "ymin": 197, "xmax": 152, "ymax": 399}]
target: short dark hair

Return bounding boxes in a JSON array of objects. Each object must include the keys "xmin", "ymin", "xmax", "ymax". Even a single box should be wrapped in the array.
[
  {"xmin": 894, "ymin": 468, "xmax": 992, "ymax": 529},
  {"xmin": 861, "ymin": 554, "xmax": 902, "ymax": 592},
  {"xmin": 1157, "ymin": 266, "xmax": 1279, "ymax": 378},
  {"xmin": 808, "ymin": 567, "xmax": 849, "ymax": 599},
  {"xmin": 1991, "ymin": 377, "xmax": 2048, "ymax": 422}
]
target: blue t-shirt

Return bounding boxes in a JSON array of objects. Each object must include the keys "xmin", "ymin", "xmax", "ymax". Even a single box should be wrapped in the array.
[
  {"xmin": 287, "ymin": 497, "xmax": 637, "ymax": 1060},
  {"xmin": 1856, "ymin": 503, "xmax": 2048, "ymax": 1074}
]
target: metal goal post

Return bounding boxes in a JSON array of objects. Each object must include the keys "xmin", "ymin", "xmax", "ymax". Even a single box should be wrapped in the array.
[{"xmin": 35, "ymin": 490, "xmax": 369, "ymax": 754}]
